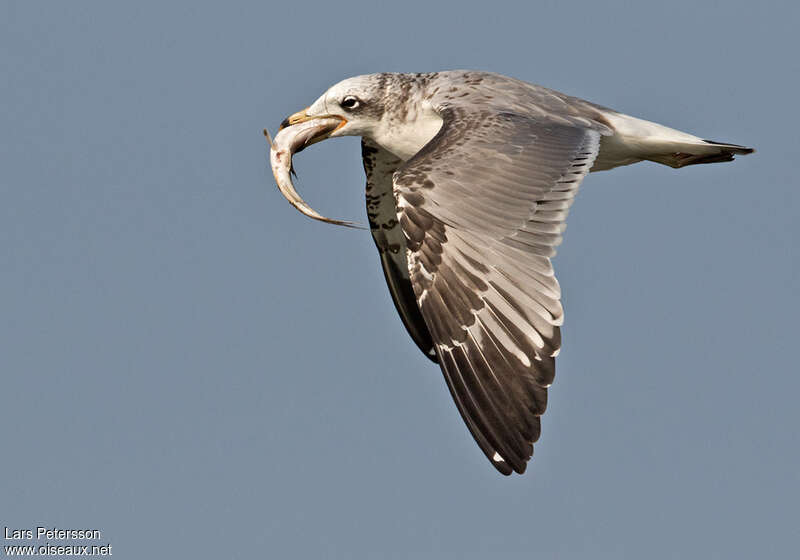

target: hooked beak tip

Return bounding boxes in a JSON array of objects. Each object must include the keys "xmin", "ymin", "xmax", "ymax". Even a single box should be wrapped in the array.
[{"xmin": 279, "ymin": 108, "xmax": 311, "ymax": 130}]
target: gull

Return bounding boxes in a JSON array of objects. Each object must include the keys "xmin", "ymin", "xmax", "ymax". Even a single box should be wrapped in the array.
[{"xmin": 270, "ymin": 71, "xmax": 753, "ymax": 475}]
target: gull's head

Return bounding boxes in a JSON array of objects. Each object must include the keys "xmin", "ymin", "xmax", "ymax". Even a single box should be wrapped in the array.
[
  {"xmin": 278, "ymin": 73, "xmax": 442, "ymax": 160},
  {"xmin": 279, "ymin": 74, "xmax": 388, "ymax": 139}
]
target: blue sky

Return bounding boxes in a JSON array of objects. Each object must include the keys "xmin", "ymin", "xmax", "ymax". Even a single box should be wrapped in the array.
[{"xmin": 2, "ymin": 1, "xmax": 798, "ymax": 558}]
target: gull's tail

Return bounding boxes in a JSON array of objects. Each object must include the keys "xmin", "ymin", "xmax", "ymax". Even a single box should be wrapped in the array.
[
  {"xmin": 592, "ymin": 110, "xmax": 755, "ymax": 171},
  {"xmin": 646, "ymin": 139, "xmax": 755, "ymax": 168}
]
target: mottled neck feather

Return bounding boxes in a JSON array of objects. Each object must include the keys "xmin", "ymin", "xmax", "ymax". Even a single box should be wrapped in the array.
[{"xmin": 370, "ymin": 74, "xmax": 443, "ymax": 161}]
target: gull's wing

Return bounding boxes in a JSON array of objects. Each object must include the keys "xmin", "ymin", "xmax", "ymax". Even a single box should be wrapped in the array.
[
  {"xmin": 362, "ymin": 139, "xmax": 437, "ymax": 362},
  {"xmin": 393, "ymin": 107, "xmax": 609, "ymax": 474}
]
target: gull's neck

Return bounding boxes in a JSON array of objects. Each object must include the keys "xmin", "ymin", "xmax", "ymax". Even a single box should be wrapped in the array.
[{"xmin": 370, "ymin": 100, "xmax": 444, "ymax": 162}]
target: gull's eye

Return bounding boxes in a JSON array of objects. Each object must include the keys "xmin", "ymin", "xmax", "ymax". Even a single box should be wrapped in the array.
[{"xmin": 340, "ymin": 96, "xmax": 361, "ymax": 111}]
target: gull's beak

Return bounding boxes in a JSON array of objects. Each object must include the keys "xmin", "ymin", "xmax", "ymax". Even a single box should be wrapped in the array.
[
  {"xmin": 278, "ymin": 107, "xmax": 347, "ymax": 150},
  {"xmin": 279, "ymin": 108, "xmax": 313, "ymax": 130}
]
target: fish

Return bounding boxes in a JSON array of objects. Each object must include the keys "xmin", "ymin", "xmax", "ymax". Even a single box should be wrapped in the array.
[{"xmin": 266, "ymin": 118, "xmax": 363, "ymax": 229}]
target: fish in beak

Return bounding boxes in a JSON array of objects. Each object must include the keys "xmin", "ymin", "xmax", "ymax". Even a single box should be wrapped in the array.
[{"xmin": 266, "ymin": 111, "xmax": 361, "ymax": 228}]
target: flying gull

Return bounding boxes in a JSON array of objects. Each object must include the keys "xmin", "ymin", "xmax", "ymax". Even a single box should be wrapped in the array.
[{"xmin": 268, "ymin": 71, "xmax": 753, "ymax": 475}]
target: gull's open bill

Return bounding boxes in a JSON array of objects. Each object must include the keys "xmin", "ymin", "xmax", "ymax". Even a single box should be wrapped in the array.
[{"xmin": 266, "ymin": 118, "xmax": 364, "ymax": 229}]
